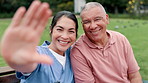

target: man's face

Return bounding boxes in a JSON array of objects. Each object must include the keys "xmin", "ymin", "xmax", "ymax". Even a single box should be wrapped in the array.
[{"xmin": 81, "ymin": 6, "xmax": 109, "ymax": 44}]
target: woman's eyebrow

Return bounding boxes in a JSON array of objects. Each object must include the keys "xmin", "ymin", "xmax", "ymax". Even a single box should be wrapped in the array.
[
  {"xmin": 55, "ymin": 26, "xmax": 64, "ymax": 29},
  {"xmin": 56, "ymin": 25, "xmax": 75, "ymax": 30}
]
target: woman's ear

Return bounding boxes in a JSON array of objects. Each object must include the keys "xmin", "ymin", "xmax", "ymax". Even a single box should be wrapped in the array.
[
  {"xmin": 49, "ymin": 26, "xmax": 52, "ymax": 36},
  {"xmin": 49, "ymin": 26, "xmax": 52, "ymax": 33}
]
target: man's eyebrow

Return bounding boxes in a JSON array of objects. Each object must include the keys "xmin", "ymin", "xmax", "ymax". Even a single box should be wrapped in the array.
[
  {"xmin": 96, "ymin": 16, "xmax": 103, "ymax": 18},
  {"xmin": 69, "ymin": 28, "xmax": 75, "ymax": 30}
]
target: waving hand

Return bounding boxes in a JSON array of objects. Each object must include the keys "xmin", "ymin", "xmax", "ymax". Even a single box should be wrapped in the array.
[{"xmin": 0, "ymin": 1, "xmax": 52, "ymax": 72}]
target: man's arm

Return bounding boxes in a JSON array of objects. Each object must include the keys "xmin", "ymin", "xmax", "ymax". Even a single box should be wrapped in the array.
[
  {"xmin": 128, "ymin": 71, "xmax": 142, "ymax": 83},
  {"xmin": 122, "ymin": 36, "xmax": 142, "ymax": 83}
]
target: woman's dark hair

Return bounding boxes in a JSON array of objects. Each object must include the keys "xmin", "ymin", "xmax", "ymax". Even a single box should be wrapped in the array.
[{"xmin": 50, "ymin": 11, "xmax": 78, "ymax": 37}]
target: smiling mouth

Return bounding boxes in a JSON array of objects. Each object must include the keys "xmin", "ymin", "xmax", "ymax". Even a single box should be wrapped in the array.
[
  {"xmin": 90, "ymin": 28, "xmax": 101, "ymax": 34},
  {"xmin": 58, "ymin": 40, "xmax": 70, "ymax": 44}
]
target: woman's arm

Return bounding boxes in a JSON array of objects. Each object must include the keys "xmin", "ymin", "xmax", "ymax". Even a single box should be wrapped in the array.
[{"xmin": 0, "ymin": 1, "xmax": 52, "ymax": 73}]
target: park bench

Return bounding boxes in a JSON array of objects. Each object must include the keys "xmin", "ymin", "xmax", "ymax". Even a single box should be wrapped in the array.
[
  {"xmin": 0, "ymin": 66, "xmax": 20, "ymax": 83},
  {"xmin": 0, "ymin": 66, "xmax": 148, "ymax": 83}
]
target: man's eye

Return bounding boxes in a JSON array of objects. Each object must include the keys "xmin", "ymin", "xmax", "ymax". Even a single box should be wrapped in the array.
[
  {"xmin": 83, "ymin": 21, "xmax": 90, "ymax": 24},
  {"xmin": 95, "ymin": 18, "xmax": 101, "ymax": 21},
  {"xmin": 69, "ymin": 31, "xmax": 75, "ymax": 33},
  {"xmin": 96, "ymin": 17, "xmax": 103, "ymax": 20},
  {"xmin": 95, "ymin": 18, "xmax": 102, "ymax": 21}
]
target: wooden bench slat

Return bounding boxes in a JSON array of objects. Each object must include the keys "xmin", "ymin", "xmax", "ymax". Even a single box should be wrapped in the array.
[
  {"xmin": 0, "ymin": 66, "xmax": 20, "ymax": 83},
  {"xmin": 0, "ymin": 66, "xmax": 15, "ymax": 76},
  {"xmin": 0, "ymin": 74, "xmax": 20, "ymax": 83}
]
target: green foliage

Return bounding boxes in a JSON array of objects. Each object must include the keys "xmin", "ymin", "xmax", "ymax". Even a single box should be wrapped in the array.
[
  {"xmin": 86, "ymin": 0, "xmax": 128, "ymax": 7},
  {"xmin": 126, "ymin": 0, "xmax": 148, "ymax": 17},
  {"xmin": 0, "ymin": 0, "xmax": 33, "ymax": 13},
  {"xmin": 57, "ymin": 1, "xmax": 74, "ymax": 12},
  {"xmin": 108, "ymin": 13, "xmax": 148, "ymax": 19},
  {"xmin": 143, "ymin": 0, "xmax": 148, "ymax": 4},
  {"xmin": 40, "ymin": 0, "xmax": 73, "ymax": 15},
  {"xmin": 0, "ymin": 0, "xmax": 74, "ymax": 18},
  {"xmin": 0, "ymin": 0, "xmax": 33, "ymax": 18},
  {"xmin": 126, "ymin": 0, "xmax": 147, "ymax": 16},
  {"xmin": 0, "ymin": 13, "xmax": 14, "ymax": 18},
  {"xmin": 86, "ymin": 0, "xmax": 128, "ymax": 13}
]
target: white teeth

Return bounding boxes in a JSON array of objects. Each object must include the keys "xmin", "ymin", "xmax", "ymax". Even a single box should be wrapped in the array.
[
  {"xmin": 92, "ymin": 31, "xmax": 98, "ymax": 34},
  {"xmin": 59, "ymin": 40, "xmax": 68, "ymax": 44},
  {"xmin": 91, "ymin": 31, "xmax": 98, "ymax": 34}
]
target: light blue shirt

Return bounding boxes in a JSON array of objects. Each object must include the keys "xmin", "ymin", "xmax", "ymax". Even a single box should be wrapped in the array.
[{"xmin": 16, "ymin": 41, "xmax": 74, "ymax": 83}]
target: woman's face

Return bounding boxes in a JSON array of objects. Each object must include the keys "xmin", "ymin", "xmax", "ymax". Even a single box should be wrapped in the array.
[{"xmin": 49, "ymin": 16, "xmax": 76, "ymax": 55}]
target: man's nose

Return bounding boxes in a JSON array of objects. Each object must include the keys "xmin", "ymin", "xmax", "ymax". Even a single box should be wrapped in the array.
[{"xmin": 90, "ymin": 21, "xmax": 97, "ymax": 30}]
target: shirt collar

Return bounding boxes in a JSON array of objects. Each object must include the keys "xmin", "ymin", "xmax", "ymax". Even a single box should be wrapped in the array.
[
  {"xmin": 82, "ymin": 30, "xmax": 115, "ymax": 49},
  {"xmin": 41, "ymin": 41, "xmax": 50, "ymax": 46}
]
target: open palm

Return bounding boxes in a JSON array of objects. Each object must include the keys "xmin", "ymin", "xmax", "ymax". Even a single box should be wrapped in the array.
[{"xmin": 1, "ymin": 1, "xmax": 52, "ymax": 70}]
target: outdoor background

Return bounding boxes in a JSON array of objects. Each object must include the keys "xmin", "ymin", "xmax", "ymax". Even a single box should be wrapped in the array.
[{"xmin": 0, "ymin": 0, "xmax": 148, "ymax": 80}]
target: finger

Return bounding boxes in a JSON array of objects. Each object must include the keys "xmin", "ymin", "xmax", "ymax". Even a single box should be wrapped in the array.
[
  {"xmin": 22, "ymin": 0, "xmax": 41, "ymax": 26},
  {"xmin": 36, "ymin": 9, "xmax": 52, "ymax": 36},
  {"xmin": 32, "ymin": 54, "xmax": 53, "ymax": 65},
  {"xmin": 10, "ymin": 7, "xmax": 26, "ymax": 27},
  {"xmin": 30, "ymin": 2, "xmax": 49, "ymax": 30}
]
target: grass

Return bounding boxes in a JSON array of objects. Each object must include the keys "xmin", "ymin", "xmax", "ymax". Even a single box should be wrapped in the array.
[{"xmin": 0, "ymin": 18, "xmax": 148, "ymax": 80}]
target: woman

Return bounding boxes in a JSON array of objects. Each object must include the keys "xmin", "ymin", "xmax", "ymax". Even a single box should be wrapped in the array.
[{"xmin": 1, "ymin": 1, "xmax": 78, "ymax": 83}]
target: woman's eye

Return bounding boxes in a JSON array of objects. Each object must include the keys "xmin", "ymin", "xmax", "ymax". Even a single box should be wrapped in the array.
[{"xmin": 57, "ymin": 29, "xmax": 62, "ymax": 31}]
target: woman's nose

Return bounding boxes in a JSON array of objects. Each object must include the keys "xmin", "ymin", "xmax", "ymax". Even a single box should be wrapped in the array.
[{"xmin": 61, "ymin": 32, "xmax": 69, "ymax": 39}]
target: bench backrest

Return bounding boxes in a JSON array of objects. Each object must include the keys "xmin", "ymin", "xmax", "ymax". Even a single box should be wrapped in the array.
[{"xmin": 0, "ymin": 66, "xmax": 20, "ymax": 83}]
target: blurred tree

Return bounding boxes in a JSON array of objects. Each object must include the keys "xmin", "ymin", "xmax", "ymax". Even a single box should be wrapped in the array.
[
  {"xmin": 57, "ymin": 1, "xmax": 74, "ymax": 12},
  {"xmin": 0, "ymin": 0, "xmax": 5, "ymax": 4},
  {"xmin": 0, "ymin": 0, "xmax": 74, "ymax": 17},
  {"xmin": 143, "ymin": 0, "xmax": 148, "ymax": 4},
  {"xmin": 86, "ymin": 0, "xmax": 128, "ymax": 14},
  {"xmin": 41, "ymin": 0, "xmax": 74, "ymax": 14},
  {"xmin": 0, "ymin": 0, "xmax": 33, "ymax": 18},
  {"xmin": 126, "ymin": 0, "xmax": 147, "ymax": 16},
  {"xmin": 0, "ymin": 0, "xmax": 33, "ymax": 13}
]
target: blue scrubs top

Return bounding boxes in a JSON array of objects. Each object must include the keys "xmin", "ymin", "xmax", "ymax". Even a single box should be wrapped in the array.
[{"xmin": 16, "ymin": 41, "xmax": 74, "ymax": 83}]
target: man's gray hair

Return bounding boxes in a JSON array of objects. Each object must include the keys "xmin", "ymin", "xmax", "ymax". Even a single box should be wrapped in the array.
[{"xmin": 80, "ymin": 2, "xmax": 106, "ymax": 16}]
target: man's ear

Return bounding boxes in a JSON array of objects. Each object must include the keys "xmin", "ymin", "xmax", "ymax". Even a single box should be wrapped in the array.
[{"xmin": 106, "ymin": 14, "xmax": 109, "ymax": 24}]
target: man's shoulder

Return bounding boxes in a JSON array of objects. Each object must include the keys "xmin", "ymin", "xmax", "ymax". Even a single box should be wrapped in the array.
[
  {"xmin": 108, "ymin": 30, "xmax": 123, "ymax": 35},
  {"xmin": 71, "ymin": 34, "xmax": 88, "ymax": 50},
  {"xmin": 108, "ymin": 30, "xmax": 126, "ymax": 39},
  {"xmin": 74, "ymin": 34, "xmax": 86, "ymax": 46},
  {"xmin": 108, "ymin": 30, "xmax": 129, "ymax": 45}
]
